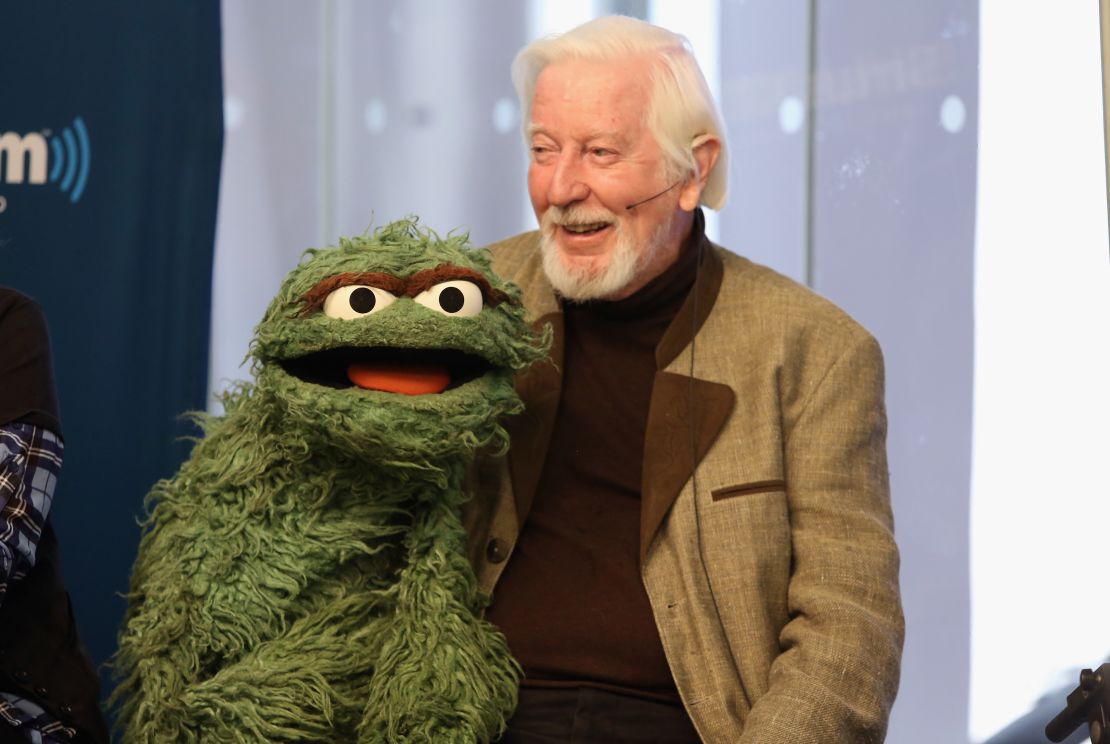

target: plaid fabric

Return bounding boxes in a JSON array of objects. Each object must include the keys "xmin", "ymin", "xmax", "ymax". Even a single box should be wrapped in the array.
[
  {"xmin": 0, "ymin": 424, "xmax": 69, "ymax": 742},
  {"xmin": 0, "ymin": 423, "xmax": 61, "ymax": 603},
  {"xmin": 0, "ymin": 693, "xmax": 76, "ymax": 743}
]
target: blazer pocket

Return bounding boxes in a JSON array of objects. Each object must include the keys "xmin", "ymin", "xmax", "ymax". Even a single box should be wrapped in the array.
[{"xmin": 711, "ymin": 479, "xmax": 786, "ymax": 502}]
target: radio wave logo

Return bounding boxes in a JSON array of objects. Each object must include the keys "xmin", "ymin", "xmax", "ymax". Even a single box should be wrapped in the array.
[{"xmin": 0, "ymin": 117, "xmax": 90, "ymax": 204}]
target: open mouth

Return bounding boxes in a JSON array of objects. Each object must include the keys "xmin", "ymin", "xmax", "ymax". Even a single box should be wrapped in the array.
[
  {"xmin": 561, "ymin": 222, "xmax": 611, "ymax": 235},
  {"xmin": 279, "ymin": 346, "xmax": 492, "ymax": 395}
]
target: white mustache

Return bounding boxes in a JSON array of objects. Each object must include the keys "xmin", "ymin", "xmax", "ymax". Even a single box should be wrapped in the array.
[{"xmin": 542, "ymin": 205, "xmax": 619, "ymax": 231}]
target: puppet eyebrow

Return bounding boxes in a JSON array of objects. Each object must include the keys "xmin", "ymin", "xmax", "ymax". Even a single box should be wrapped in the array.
[
  {"xmin": 298, "ymin": 265, "xmax": 512, "ymax": 316},
  {"xmin": 298, "ymin": 272, "xmax": 406, "ymax": 316},
  {"xmin": 403, "ymin": 266, "xmax": 511, "ymax": 306}
]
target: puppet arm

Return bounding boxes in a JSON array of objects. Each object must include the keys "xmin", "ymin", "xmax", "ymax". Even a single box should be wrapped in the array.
[
  {"xmin": 360, "ymin": 492, "xmax": 520, "ymax": 744},
  {"xmin": 115, "ymin": 521, "xmax": 357, "ymax": 743},
  {"xmin": 112, "ymin": 481, "xmax": 368, "ymax": 742},
  {"xmin": 161, "ymin": 562, "xmax": 395, "ymax": 742},
  {"xmin": 738, "ymin": 333, "xmax": 903, "ymax": 744},
  {"xmin": 113, "ymin": 514, "xmax": 234, "ymax": 743}
]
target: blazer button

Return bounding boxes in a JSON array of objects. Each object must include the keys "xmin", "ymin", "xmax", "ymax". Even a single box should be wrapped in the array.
[
  {"xmin": 13, "ymin": 670, "xmax": 29, "ymax": 682},
  {"xmin": 486, "ymin": 537, "xmax": 509, "ymax": 564},
  {"xmin": 33, "ymin": 686, "xmax": 49, "ymax": 698},
  {"xmin": 59, "ymin": 703, "xmax": 74, "ymax": 716}
]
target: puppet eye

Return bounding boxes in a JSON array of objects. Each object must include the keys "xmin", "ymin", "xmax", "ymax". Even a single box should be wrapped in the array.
[
  {"xmin": 322, "ymin": 285, "xmax": 397, "ymax": 319},
  {"xmin": 413, "ymin": 280, "xmax": 484, "ymax": 318}
]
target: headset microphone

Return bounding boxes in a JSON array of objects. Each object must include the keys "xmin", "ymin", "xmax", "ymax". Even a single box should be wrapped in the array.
[{"xmin": 624, "ymin": 181, "xmax": 680, "ymax": 210}]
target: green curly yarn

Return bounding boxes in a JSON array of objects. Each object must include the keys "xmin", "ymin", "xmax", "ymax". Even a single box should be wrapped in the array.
[{"xmin": 111, "ymin": 218, "xmax": 548, "ymax": 743}]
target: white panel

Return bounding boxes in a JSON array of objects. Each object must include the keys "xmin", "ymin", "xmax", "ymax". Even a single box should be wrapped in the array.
[
  {"xmin": 716, "ymin": 0, "xmax": 809, "ymax": 282},
  {"xmin": 208, "ymin": 0, "xmax": 323, "ymax": 405},
  {"xmin": 970, "ymin": 0, "xmax": 1110, "ymax": 740},
  {"xmin": 527, "ymin": 0, "xmax": 595, "ymax": 39},
  {"xmin": 649, "ymin": 0, "xmax": 721, "ymax": 240}
]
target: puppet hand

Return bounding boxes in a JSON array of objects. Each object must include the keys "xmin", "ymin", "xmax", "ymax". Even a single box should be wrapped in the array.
[{"xmin": 357, "ymin": 505, "xmax": 519, "ymax": 744}]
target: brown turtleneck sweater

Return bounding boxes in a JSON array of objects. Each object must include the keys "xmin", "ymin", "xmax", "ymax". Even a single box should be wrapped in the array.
[{"xmin": 486, "ymin": 228, "xmax": 701, "ymax": 703}]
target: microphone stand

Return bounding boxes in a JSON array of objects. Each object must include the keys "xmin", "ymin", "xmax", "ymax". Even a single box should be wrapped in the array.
[{"xmin": 1046, "ymin": 663, "xmax": 1109, "ymax": 743}]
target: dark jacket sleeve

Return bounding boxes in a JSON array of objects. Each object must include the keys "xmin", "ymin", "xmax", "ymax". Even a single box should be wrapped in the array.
[{"xmin": 0, "ymin": 288, "xmax": 62, "ymax": 436}]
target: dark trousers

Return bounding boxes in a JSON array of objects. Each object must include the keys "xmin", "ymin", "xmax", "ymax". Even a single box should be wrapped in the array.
[{"xmin": 498, "ymin": 687, "xmax": 702, "ymax": 743}]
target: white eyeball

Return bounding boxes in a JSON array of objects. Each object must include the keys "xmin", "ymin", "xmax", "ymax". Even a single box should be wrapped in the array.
[
  {"xmin": 413, "ymin": 280, "xmax": 484, "ymax": 318},
  {"xmin": 322, "ymin": 285, "xmax": 397, "ymax": 319}
]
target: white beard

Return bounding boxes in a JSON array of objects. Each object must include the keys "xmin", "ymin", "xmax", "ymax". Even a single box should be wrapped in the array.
[{"xmin": 539, "ymin": 205, "xmax": 674, "ymax": 301}]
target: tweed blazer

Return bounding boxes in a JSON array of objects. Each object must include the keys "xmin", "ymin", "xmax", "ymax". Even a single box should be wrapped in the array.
[{"xmin": 464, "ymin": 229, "xmax": 904, "ymax": 743}]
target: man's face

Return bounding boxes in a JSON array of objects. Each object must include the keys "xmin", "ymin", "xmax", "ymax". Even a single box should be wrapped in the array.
[{"xmin": 527, "ymin": 57, "xmax": 690, "ymax": 301}]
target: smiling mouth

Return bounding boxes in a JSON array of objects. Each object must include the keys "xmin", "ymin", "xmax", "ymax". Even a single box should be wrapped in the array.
[
  {"xmin": 561, "ymin": 222, "xmax": 611, "ymax": 235},
  {"xmin": 279, "ymin": 347, "xmax": 492, "ymax": 394}
]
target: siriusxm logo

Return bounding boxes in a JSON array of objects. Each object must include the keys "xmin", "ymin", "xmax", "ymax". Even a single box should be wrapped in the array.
[{"xmin": 0, "ymin": 117, "xmax": 90, "ymax": 205}]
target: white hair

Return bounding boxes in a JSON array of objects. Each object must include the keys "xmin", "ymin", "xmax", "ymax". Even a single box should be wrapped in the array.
[{"xmin": 511, "ymin": 15, "xmax": 729, "ymax": 210}]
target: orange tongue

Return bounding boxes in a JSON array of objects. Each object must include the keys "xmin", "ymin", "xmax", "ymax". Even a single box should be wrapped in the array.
[{"xmin": 347, "ymin": 362, "xmax": 451, "ymax": 395}]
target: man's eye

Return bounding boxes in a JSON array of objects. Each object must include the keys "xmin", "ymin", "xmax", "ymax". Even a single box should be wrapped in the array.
[
  {"xmin": 413, "ymin": 280, "xmax": 484, "ymax": 318},
  {"xmin": 322, "ymin": 285, "xmax": 397, "ymax": 319}
]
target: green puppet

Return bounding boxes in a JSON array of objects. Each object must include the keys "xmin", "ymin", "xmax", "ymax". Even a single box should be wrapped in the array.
[{"xmin": 112, "ymin": 218, "xmax": 548, "ymax": 743}]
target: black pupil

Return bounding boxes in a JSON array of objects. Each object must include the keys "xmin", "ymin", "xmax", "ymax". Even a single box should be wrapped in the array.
[
  {"xmin": 349, "ymin": 287, "xmax": 376, "ymax": 313},
  {"xmin": 439, "ymin": 286, "xmax": 465, "ymax": 313}
]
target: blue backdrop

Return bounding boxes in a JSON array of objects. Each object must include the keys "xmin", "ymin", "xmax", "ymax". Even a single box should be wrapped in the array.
[{"xmin": 0, "ymin": 1, "xmax": 223, "ymax": 717}]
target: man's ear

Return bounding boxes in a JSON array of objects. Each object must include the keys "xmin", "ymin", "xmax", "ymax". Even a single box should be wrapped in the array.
[{"xmin": 678, "ymin": 134, "xmax": 721, "ymax": 211}]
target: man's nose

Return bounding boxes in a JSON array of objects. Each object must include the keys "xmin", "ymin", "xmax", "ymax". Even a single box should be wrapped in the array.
[{"xmin": 547, "ymin": 155, "xmax": 590, "ymax": 206}]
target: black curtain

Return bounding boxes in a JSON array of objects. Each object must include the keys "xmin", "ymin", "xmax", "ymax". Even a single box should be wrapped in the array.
[{"xmin": 0, "ymin": 1, "xmax": 223, "ymax": 717}]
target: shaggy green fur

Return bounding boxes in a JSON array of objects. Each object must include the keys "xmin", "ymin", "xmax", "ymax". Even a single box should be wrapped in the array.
[{"xmin": 112, "ymin": 218, "xmax": 548, "ymax": 742}]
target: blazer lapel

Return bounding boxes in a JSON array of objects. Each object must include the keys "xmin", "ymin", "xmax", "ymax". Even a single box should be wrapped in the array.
[
  {"xmin": 500, "ymin": 226, "xmax": 734, "ymax": 556},
  {"xmin": 641, "ymin": 374, "xmax": 734, "ymax": 563},
  {"xmin": 641, "ymin": 238, "xmax": 733, "ymax": 563}
]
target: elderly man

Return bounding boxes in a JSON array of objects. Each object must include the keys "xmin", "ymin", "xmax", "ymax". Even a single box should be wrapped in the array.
[{"xmin": 465, "ymin": 15, "xmax": 903, "ymax": 743}]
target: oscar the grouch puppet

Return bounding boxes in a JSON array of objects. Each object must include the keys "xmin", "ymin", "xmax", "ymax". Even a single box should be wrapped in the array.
[{"xmin": 112, "ymin": 218, "xmax": 547, "ymax": 743}]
